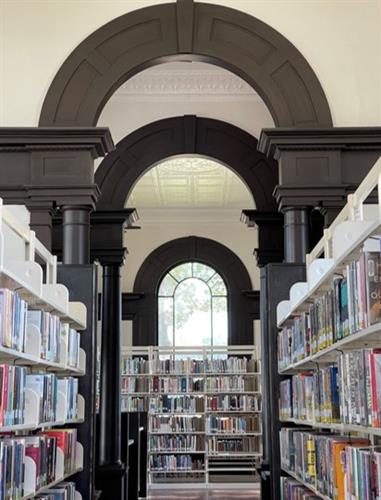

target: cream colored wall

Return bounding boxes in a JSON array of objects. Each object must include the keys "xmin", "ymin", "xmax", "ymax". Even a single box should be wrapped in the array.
[
  {"xmin": 122, "ymin": 208, "xmax": 259, "ymax": 293},
  {"xmin": 1, "ymin": 0, "xmax": 381, "ymax": 128}
]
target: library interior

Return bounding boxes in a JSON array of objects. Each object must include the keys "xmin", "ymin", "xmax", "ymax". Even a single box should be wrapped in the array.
[{"xmin": 0, "ymin": 0, "xmax": 381, "ymax": 499}]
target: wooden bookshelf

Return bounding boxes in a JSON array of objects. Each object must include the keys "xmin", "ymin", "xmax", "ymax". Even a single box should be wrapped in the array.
[
  {"xmin": 121, "ymin": 345, "xmax": 262, "ymax": 488},
  {"xmin": 276, "ymin": 157, "xmax": 381, "ymax": 499}
]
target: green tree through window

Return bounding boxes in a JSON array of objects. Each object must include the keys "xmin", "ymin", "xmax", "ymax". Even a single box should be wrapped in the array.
[{"xmin": 158, "ymin": 262, "xmax": 228, "ymax": 347}]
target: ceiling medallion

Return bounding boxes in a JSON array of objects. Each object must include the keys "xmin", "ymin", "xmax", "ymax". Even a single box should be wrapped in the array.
[{"xmin": 158, "ymin": 157, "xmax": 223, "ymax": 175}]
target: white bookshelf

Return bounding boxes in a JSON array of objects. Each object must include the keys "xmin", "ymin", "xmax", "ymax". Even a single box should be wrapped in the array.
[
  {"xmin": 0, "ymin": 200, "xmax": 86, "ymax": 498},
  {"xmin": 121, "ymin": 345, "xmax": 262, "ymax": 488},
  {"xmin": 276, "ymin": 156, "xmax": 381, "ymax": 499}
]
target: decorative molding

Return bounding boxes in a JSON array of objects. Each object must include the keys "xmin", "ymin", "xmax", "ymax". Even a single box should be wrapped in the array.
[{"xmin": 115, "ymin": 69, "xmax": 258, "ymax": 97}]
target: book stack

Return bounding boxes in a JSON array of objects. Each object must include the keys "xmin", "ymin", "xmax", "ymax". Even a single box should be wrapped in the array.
[
  {"xmin": 25, "ymin": 373, "xmax": 58, "ymax": 424},
  {"xmin": 205, "ymin": 375, "xmax": 256, "ymax": 393},
  {"xmin": 44, "ymin": 429, "xmax": 78, "ymax": 475},
  {"xmin": 149, "ymin": 434, "xmax": 204, "ymax": 452},
  {"xmin": 121, "ymin": 396, "xmax": 148, "ymax": 412},
  {"xmin": 207, "ymin": 394, "xmax": 260, "ymax": 412},
  {"xmin": 279, "ymin": 428, "xmax": 379, "ymax": 499},
  {"xmin": 58, "ymin": 377, "xmax": 79, "ymax": 421},
  {"xmin": 67, "ymin": 327, "xmax": 81, "ymax": 369},
  {"xmin": 151, "ymin": 376, "xmax": 204, "ymax": 393},
  {"xmin": 150, "ymin": 358, "xmax": 204, "ymax": 375},
  {"xmin": 279, "ymin": 350, "xmax": 381, "ymax": 428},
  {"xmin": 149, "ymin": 395, "xmax": 204, "ymax": 413},
  {"xmin": 0, "ymin": 289, "xmax": 28, "ymax": 352},
  {"xmin": 36, "ymin": 481, "xmax": 76, "ymax": 499},
  {"xmin": 28, "ymin": 310, "xmax": 61, "ymax": 363},
  {"xmin": 207, "ymin": 436, "xmax": 260, "ymax": 453},
  {"xmin": 0, "ymin": 365, "xmax": 26, "ymax": 426},
  {"xmin": 121, "ymin": 357, "xmax": 149, "ymax": 375},
  {"xmin": 206, "ymin": 415, "xmax": 260, "ymax": 434},
  {"xmin": 121, "ymin": 376, "xmax": 149, "ymax": 394},
  {"xmin": 278, "ymin": 251, "xmax": 381, "ymax": 370},
  {"xmin": 280, "ymin": 477, "xmax": 320, "ymax": 499},
  {"xmin": 204, "ymin": 357, "xmax": 257, "ymax": 373},
  {"xmin": 150, "ymin": 415, "xmax": 204, "ymax": 433},
  {"xmin": 338, "ymin": 348, "xmax": 381, "ymax": 427},
  {"xmin": 149, "ymin": 454, "xmax": 203, "ymax": 472}
]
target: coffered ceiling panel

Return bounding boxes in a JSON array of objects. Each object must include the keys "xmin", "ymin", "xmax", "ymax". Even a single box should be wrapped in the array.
[{"xmin": 126, "ymin": 157, "xmax": 254, "ymax": 209}]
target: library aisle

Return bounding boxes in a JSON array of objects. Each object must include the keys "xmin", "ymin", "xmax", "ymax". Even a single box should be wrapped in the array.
[{"xmin": 147, "ymin": 489, "xmax": 260, "ymax": 500}]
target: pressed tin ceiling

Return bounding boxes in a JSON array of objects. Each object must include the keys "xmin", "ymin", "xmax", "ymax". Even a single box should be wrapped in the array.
[{"xmin": 126, "ymin": 157, "xmax": 254, "ymax": 209}]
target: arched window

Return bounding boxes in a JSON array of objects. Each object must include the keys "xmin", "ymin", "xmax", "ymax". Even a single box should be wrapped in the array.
[{"xmin": 158, "ymin": 262, "xmax": 228, "ymax": 347}]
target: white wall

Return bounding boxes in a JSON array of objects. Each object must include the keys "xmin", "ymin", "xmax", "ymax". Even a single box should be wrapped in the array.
[
  {"xmin": 122, "ymin": 208, "xmax": 259, "ymax": 292},
  {"xmin": 1, "ymin": 0, "xmax": 381, "ymax": 128}
]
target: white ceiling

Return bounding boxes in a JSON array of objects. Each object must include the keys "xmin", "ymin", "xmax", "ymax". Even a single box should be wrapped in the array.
[{"xmin": 126, "ymin": 157, "xmax": 254, "ymax": 209}]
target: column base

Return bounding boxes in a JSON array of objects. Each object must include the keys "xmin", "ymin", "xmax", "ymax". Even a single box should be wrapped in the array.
[{"xmin": 96, "ymin": 462, "xmax": 127, "ymax": 500}]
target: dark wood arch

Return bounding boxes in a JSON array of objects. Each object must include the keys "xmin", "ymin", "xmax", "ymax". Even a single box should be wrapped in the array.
[
  {"xmin": 95, "ymin": 115, "xmax": 278, "ymax": 211},
  {"xmin": 39, "ymin": 0, "xmax": 332, "ymax": 128},
  {"xmin": 125, "ymin": 236, "xmax": 259, "ymax": 346}
]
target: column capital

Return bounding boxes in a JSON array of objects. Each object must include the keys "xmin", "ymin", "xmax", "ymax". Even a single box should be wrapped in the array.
[
  {"xmin": 241, "ymin": 209, "xmax": 284, "ymax": 266},
  {"xmin": 90, "ymin": 208, "xmax": 138, "ymax": 265}
]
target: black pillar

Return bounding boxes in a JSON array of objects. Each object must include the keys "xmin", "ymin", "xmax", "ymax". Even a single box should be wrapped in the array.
[
  {"xmin": 282, "ymin": 207, "xmax": 309, "ymax": 263},
  {"xmin": 91, "ymin": 209, "xmax": 137, "ymax": 500},
  {"xmin": 62, "ymin": 206, "xmax": 92, "ymax": 264},
  {"xmin": 99, "ymin": 262, "xmax": 123, "ymax": 468}
]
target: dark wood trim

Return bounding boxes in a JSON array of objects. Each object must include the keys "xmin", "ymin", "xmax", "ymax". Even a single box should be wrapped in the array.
[
  {"xmin": 95, "ymin": 116, "xmax": 278, "ymax": 211},
  {"xmin": 39, "ymin": 0, "xmax": 332, "ymax": 127},
  {"xmin": 128, "ymin": 236, "xmax": 258, "ymax": 346}
]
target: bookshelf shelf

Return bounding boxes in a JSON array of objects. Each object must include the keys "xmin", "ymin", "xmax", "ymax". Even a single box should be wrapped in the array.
[
  {"xmin": 279, "ymin": 321, "xmax": 381, "ymax": 374},
  {"xmin": 122, "ymin": 345, "xmax": 261, "ymax": 487},
  {"xmin": 280, "ymin": 417, "xmax": 381, "ymax": 437}
]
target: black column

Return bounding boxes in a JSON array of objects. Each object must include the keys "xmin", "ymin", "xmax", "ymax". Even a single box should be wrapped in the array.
[
  {"xmin": 282, "ymin": 207, "xmax": 309, "ymax": 263},
  {"xmin": 91, "ymin": 209, "xmax": 137, "ymax": 500},
  {"xmin": 99, "ymin": 263, "xmax": 123, "ymax": 467},
  {"xmin": 62, "ymin": 206, "xmax": 92, "ymax": 264}
]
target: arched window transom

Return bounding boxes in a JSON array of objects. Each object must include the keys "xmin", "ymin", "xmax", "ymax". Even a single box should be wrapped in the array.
[{"xmin": 158, "ymin": 262, "xmax": 228, "ymax": 347}]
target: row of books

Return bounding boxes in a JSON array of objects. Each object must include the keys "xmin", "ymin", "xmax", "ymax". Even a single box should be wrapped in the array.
[
  {"xmin": 149, "ymin": 395, "xmax": 204, "ymax": 413},
  {"xmin": 121, "ymin": 396, "xmax": 147, "ymax": 412},
  {"xmin": 205, "ymin": 376, "xmax": 257, "ymax": 392},
  {"xmin": 0, "ymin": 430, "xmax": 77, "ymax": 498},
  {"xmin": 149, "ymin": 434, "xmax": 204, "ymax": 452},
  {"xmin": 0, "ymin": 368, "xmax": 79, "ymax": 427},
  {"xmin": 279, "ymin": 368, "xmax": 340, "ymax": 424},
  {"xmin": 149, "ymin": 455, "xmax": 203, "ymax": 471},
  {"xmin": 207, "ymin": 395, "xmax": 261, "ymax": 412},
  {"xmin": 121, "ymin": 356, "xmax": 257, "ymax": 375},
  {"xmin": 36, "ymin": 481, "xmax": 76, "ymax": 500},
  {"xmin": 207, "ymin": 436, "xmax": 260, "ymax": 453},
  {"xmin": 279, "ymin": 349, "xmax": 381, "ymax": 427},
  {"xmin": 206, "ymin": 415, "xmax": 260, "ymax": 433},
  {"xmin": 280, "ymin": 428, "xmax": 381, "ymax": 499},
  {"xmin": 0, "ymin": 289, "xmax": 28, "ymax": 353},
  {"xmin": 151, "ymin": 376, "xmax": 203, "ymax": 393},
  {"xmin": 0, "ymin": 287, "xmax": 81, "ymax": 368},
  {"xmin": 280, "ymin": 477, "xmax": 320, "ymax": 499},
  {"xmin": 150, "ymin": 416, "xmax": 204, "ymax": 433},
  {"xmin": 278, "ymin": 251, "xmax": 381, "ymax": 368}
]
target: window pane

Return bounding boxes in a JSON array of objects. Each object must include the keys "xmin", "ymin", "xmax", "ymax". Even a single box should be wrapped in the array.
[
  {"xmin": 158, "ymin": 273, "xmax": 177, "ymax": 297},
  {"xmin": 158, "ymin": 297, "xmax": 174, "ymax": 346},
  {"xmin": 212, "ymin": 297, "xmax": 228, "ymax": 345},
  {"xmin": 192, "ymin": 262, "xmax": 215, "ymax": 281},
  {"xmin": 170, "ymin": 263, "xmax": 192, "ymax": 282},
  {"xmin": 174, "ymin": 278, "xmax": 212, "ymax": 346},
  {"xmin": 208, "ymin": 273, "xmax": 227, "ymax": 296}
]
